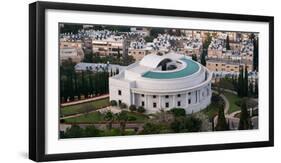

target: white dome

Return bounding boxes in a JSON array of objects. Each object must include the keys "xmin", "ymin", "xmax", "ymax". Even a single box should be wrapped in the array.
[
  {"xmin": 139, "ymin": 53, "xmax": 185, "ymax": 68},
  {"xmin": 139, "ymin": 54, "xmax": 168, "ymax": 68}
]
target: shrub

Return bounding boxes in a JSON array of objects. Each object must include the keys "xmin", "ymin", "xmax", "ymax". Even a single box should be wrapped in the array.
[
  {"xmin": 170, "ymin": 108, "xmax": 186, "ymax": 117},
  {"xmin": 141, "ymin": 122, "xmax": 162, "ymax": 134},
  {"xmin": 110, "ymin": 100, "xmax": 117, "ymax": 106},
  {"xmin": 170, "ymin": 116, "xmax": 202, "ymax": 132},
  {"xmin": 129, "ymin": 105, "xmax": 137, "ymax": 112},
  {"xmin": 120, "ymin": 102, "xmax": 128, "ymax": 109},
  {"xmin": 127, "ymin": 116, "xmax": 137, "ymax": 121},
  {"xmin": 60, "ymin": 119, "xmax": 65, "ymax": 123},
  {"xmin": 137, "ymin": 106, "xmax": 146, "ymax": 113},
  {"xmin": 211, "ymin": 94, "xmax": 221, "ymax": 105}
]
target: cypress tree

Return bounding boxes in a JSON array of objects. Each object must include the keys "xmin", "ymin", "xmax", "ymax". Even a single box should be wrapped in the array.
[
  {"xmin": 226, "ymin": 35, "xmax": 230, "ymax": 50},
  {"xmin": 238, "ymin": 99, "xmax": 250, "ymax": 130},
  {"xmin": 88, "ymin": 71, "xmax": 94, "ymax": 96},
  {"xmin": 110, "ymin": 69, "xmax": 113, "ymax": 77},
  {"xmin": 232, "ymin": 74, "xmax": 238, "ymax": 92},
  {"xmin": 253, "ymin": 37, "xmax": 259, "ymax": 71},
  {"xmin": 74, "ymin": 72, "xmax": 78, "ymax": 99},
  {"xmin": 95, "ymin": 72, "xmax": 100, "ymax": 95},
  {"xmin": 249, "ymin": 81, "xmax": 254, "ymax": 96},
  {"xmin": 93, "ymin": 73, "xmax": 97, "ymax": 96},
  {"xmin": 106, "ymin": 71, "xmax": 110, "ymax": 93},
  {"xmin": 254, "ymin": 79, "xmax": 259, "ymax": 97},
  {"xmin": 69, "ymin": 72, "xmax": 75, "ymax": 100},
  {"xmin": 203, "ymin": 33, "xmax": 212, "ymax": 49},
  {"xmin": 200, "ymin": 49, "xmax": 206, "ymax": 66},
  {"xmin": 215, "ymin": 103, "xmax": 228, "ymax": 131},
  {"xmin": 238, "ymin": 68, "xmax": 244, "ymax": 97},
  {"xmin": 81, "ymin": 71, "xmax": 88, "ymax": 98},
  {"xmin": 192, "ymin": 54, "xmax": 198, "ymax": 61},
  {"xmin": 244, "ymin": 66, "xmax": 248, "ymax": 97},
  {"xmin": 60, "ymin": 76, "xmax": 66, "ymax": 102}
]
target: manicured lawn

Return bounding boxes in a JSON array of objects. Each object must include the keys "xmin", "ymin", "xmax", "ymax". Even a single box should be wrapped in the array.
[
  {"xmin": 200, "ymin": 93, "xmax": 224, "ymax": 119},
  {"xmin": 64, "ymin": 110, "xmax": 149, "ymax": 124},
  {"xmin": 200, "ymin": 92, "xmax": 242, "ymax": 117},
  {"xmin": 125, "ymin": 111, "xmax": 149, "ymax": 122},
  {"xmin": 60, "ymin": 98, "xmax": 110, "ymax": 116},
  {"xmin": 201, "ymin": 103, "xmax": 219, "ymax": 119},
  {"xmin": 224, "ymin": 92, "xmax": 241, "ymax": 114},
  {"xmin": 64, "ymin": 112, "xmax": 105, "ymax": 123}
]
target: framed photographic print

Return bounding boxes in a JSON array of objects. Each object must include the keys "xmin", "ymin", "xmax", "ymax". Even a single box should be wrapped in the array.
[{"xmin": 29, "ymin": 1, "xmax": 274, "ymax": 162}]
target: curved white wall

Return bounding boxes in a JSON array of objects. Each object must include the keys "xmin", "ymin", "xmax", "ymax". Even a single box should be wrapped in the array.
[{"xmin": 110, "ymin": 65, "xmax": 212, "ymax": 114}]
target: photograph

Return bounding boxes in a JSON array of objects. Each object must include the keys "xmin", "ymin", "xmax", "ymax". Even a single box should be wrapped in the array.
[{"xmin": 58, "ymin": 24, "xmax": 259, "ymax": 139}]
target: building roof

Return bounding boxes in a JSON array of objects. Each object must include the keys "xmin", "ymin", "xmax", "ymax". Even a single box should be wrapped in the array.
[
  {"xmin": 142, "ymin": 58, "xmax": 200, "ymax": 79},
  {"xmin": 139, "ymin": 53, "xmax": 185, "ymax": 69},
  {"xmin": 74, "ymin": 62, "xmax": 126, "ymax": 72},
  {"xmin": 139, "ymin": 54, "xmax": 170, "ymax": 68}
]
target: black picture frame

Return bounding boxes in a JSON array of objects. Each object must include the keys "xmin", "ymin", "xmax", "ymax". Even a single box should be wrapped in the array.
[{"xmin": 29, "ymin": 1, "xmax": 274, "ymax": 162}]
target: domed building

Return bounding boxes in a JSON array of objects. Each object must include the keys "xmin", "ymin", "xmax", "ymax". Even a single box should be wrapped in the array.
[{"xmin": 109, "ymin": 53, "xmax": 212, "ymax": 114}]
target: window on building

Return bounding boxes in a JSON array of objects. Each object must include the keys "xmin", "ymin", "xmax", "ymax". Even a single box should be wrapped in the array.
[
  {"xmin": 141, "ymin": 94, "xmax": 144, "ymax": 97},
  {"xmin": 165, "ymin": 95, "xmax": 169, "ymax": 98},
  {"xmin": 165, "ymin": 102, "xmax": 169, "ymax": 108},
  {"xmin": 153, "ymin": 95, "xmax": 156, "ymax": 98},
  {"xmin": 153, "ymin": 102, "xmax": 157, "ymax": 108},
  {"xmin": 118, "ymin": 100, "xmax": 122, "ymax": 105},
  {"xmin": 188, "ymin": 99, "xmax": 191, "ymax": 104},
  {"xmin": 177, "ymin": 94, "xmax": 181, "ymax": 97},
  {"xmin": 141, "ymin": 101, "xmax": 145, "ymax": 106},
  {"xmin": 177, "ymin": 101, "xmax": 181, "ymax": 106},
  {"xmin": 216, "ymin": 64, "xmax": 218, "ymax": 66},
  {"xmin": 118, "ymin": 90, "xmax": 122, "ymax": 95},
  {"xmin": 188, "ymin": 92, "xmax": 191, "ymax": 95}
]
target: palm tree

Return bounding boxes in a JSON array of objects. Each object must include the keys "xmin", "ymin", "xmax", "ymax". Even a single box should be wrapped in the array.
[
  {"xmin": 104, "ymin": 111, "xmax": 114, "ymax": 130},
  {"xmin": 116, "ymin": 111, "xmax": 128, "ymax": 135}
]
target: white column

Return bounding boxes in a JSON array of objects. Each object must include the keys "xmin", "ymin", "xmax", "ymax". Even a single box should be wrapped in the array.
[
  {"xmin": 198, "ymin": 90, "xmax": 201, "ymax": 103},
  {"xmin": 145, "ymin": 95, "xmax": 148, "ymax": 109},
  {"xmin": 132, "ymin": 92, "xmax": 135, "ymax": 105},
  {"xmin": 186, "ymin": 92, "xmax": 189, "ymax": 107},
  {"xmin": 158, "ymin": 95, "xmax": 162, "ymax": 109},
  {"xmin": 197, "ymin": 90, "xmax": 199, "ymax": 103},
  {"xmin": 195, "ymin": 91, "xmax": 197, "ymax": 103},
  {"xmin": 173, "ymin": 95, "xmax": 176, "ymax": 108}
]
